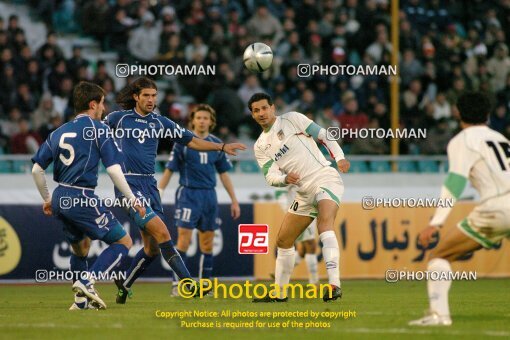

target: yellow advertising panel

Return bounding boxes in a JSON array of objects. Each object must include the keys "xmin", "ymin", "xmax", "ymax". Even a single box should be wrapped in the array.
[{"xmin": 254, "ymin": 202, "xmax": 510, "ymax": 279}]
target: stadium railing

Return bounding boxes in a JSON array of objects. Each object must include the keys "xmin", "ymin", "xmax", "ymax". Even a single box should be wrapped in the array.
[{"xmin": 0, "ymin": 154, "xmax": 448, "ymax": 174}]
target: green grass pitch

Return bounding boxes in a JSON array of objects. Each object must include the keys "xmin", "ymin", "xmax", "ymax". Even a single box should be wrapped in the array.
[{"xmin": 1, "ymin": 279, "xmax": 509, "ymax": 339}]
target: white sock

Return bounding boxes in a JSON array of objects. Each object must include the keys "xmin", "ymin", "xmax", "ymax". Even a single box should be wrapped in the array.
[
  {"xmin": 319, "ymin": 230, "xmax": 340, "ymax": 287},
  {"xmin": 427, "ymin": 258, "xmax": 452, "ymax": 317},
  {"xmin": 275, "ymin": 247, "xmax": 295, "ymax": 298},
  {"xmin": 294, "ymin": 253, "xmax": 303, "ymax": 267},
  {"xmin": 304, "ymin": 254, "xmax": 319, "ymax": 284}
]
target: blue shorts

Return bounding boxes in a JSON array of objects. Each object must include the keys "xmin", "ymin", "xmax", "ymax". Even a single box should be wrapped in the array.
[
  {"xmin": 115, "ymin": 175, "xmax": 162, "ymax": 229},
  {"xmin": 52, "ymin": 185, "xmax": 126, "ymax": 244},
  {"xmin": 174, "ymin": 186, "xmax": 219, "ymax": 232}
]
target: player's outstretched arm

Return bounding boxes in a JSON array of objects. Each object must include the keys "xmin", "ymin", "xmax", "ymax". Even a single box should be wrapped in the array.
[
  {"xmin": 219, "ymin": 172, "xmax": 241, "ymax": 219},
  {"xmin": 187, "ymin": 137, "xmax": 247, "ymax": 156},
  {"xmin": 158, "ymin": 169, "xmax": 173, "ymax": 199}
]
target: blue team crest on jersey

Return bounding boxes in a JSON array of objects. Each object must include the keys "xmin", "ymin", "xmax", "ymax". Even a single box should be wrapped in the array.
[
  {"xmin": 277, "ymin": 130, "xmax": 285, "ymax": 140},
  {"xmin": 149, "ymin": 122, "xmax": 156, "ymax": 128}
]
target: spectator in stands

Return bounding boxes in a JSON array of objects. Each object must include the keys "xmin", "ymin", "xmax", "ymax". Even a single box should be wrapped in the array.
[
  {"xmin": 0, "ymin": 107, "xmax": 22, "ymax": 137},
  {"xmin": 432, "ymin": 92, "xmax": 451, "ymax": 120},
  {"xmin": 184, "ymin": 35, "xmax": 208, "ymax": 63},
  {"xmin": 24, "ymin": 59, "xmax": 43, "ymax": 98},
  {"xmin": 92, "ymin": 60, "xmax": 114, "ymax": 86},
  {"xmin": 67, "ymin": 46, "xmax": 90, "ymax": 82},
  {"xmin": 14, "ymin": 83, "xmax": 37, "ymax": 118},
  {"xmin": 0, "ymin": 64, "xmax": 16, "ymax": 110},
  {"xmin": 52, "ymin": 77, "xmax": 73, "ymax": 120},
  {"xmin": 81, "ymin": 0, "xmax": 110, "ymax": 49},
  {"xmin": 9, "ymin": 119, "xmax": 42, "ymax": 154},
  {"xmin": 400, "ymin": 49, "xmax": 424, "ymax": 88},
  {"xmin": 338, "ymin": 91, "xmax": 369, "ymax": 144},
  {"xmin": 7, "ymin": 15, "xmax": 24, "ymax": 41},
  {"xmin": 31, "ymin": 93, "xmax": 58, "ymax": 131},
  {"xmin": 207, "ymin": 76, "xmax": 245, "ymax": 136},
  {"xmin": 110, "ymin": 8, "xmax": 137, "ymax": 55},
  {"xmin": 490, "ymin": 103, "xmax": 509, "ymax": 134},
  {"xmin": 497, "ymin": 74, "xmax": 510, "ymax": 107},
  {"xmin": 246, "ymin": 3, "xmax": 284, "ymax": 46},
  {"xmin": 36, "ymin": 31, "xmax": 64, "ymax": 62},
  {"xmin": 365, "ymin": 25, "xmax": 392, "ymax": 64},
  {"xmin": 238, "ymin": 74, "xmax": 264, "ymax": 114},
  {"xmin": 293, "ymin": 88, "xmax": 316, "ymax": 114},
  {"xmin": 47, "ymin": 59, "xmax": 71, "ymax": 95},
  {"xmin": 418, "ymin": 118, "xmax": 452, "ymax": 155},
  {"xmin": 446, "ymin": 77, "xmax": 466, "ymax": 105},
  {"xmin": 350, "ymin": 117, "xmax": 388, "ymax": 155},
  {"xmin": 38, "ymin": 113, "xmax": 62, "ymax": 141},
  {"xmin": 487, "ymin": 43, "xmax": 510, "ymax": 92},
  {"xmin": 159, "ymin": 33, "xmax": 185, "ymax": 65},
  {"xmin": 128, "ymin": 11, "xmax": 161, "ymax": 65}
]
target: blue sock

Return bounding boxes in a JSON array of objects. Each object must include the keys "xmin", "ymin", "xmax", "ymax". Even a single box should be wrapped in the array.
[
  {"xmin": 200, "ymin": 253, "xmax": 213, "ymax": 280},
  {"xmin": 159, "ymin": 240, "xmax": 191, "ymax": 280},
  {"xmin": 81, "ymin": 244, "xmax": 128, "ymax": 286},
  {"xmin": 123, "ymin": 248, "xmax": 157, "ymax": 288},
  {"xmin": 70, "ymin": 254, "xmax": 88, "ymax": 283},
  {"xmin": 171, "ymin": 249, "xmax": 188, "ymax": 282}
]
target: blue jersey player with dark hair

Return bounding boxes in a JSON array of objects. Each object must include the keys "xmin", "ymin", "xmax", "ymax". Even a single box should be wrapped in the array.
[
  {"xmin": 158, "ymin": 104, "xmax": 240, "ymax": 292},
  {"xmin": 105, "ymin": 77, "xmax": 246, "ymax": 303},
  {"xmin": 31, "ymin": 81, "xmax": 145, "ymax": 310}
]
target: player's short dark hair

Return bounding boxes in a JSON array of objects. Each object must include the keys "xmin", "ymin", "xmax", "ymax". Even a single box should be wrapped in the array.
[
  {"xmin": 189, "ymin": 104, "xmax": 217, "ymax": 132},
  {"xmin": 116, "ymin": 76, "xmax": 157, "ymax": 110},
  {"xmin": 73, "ymin": 81, "xmax": 105, "ymax": 113},
  {"xmin": 456, "ymin": 91, "xmax": 491, "ymax": 124},
  {"xmin": 248, "ymin": 92, "xmax": 273, "ymax": 111}
]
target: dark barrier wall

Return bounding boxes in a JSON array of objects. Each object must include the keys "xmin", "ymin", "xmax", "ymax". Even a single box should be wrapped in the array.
[{"xmin": 0, "ymin": 204, "xmax": 253, "ymax": 280}]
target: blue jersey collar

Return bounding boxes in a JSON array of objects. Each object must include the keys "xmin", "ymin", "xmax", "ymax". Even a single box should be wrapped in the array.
[{"xmin": 133, "ymin": 108, "xmax": 152, "ymax": 118}]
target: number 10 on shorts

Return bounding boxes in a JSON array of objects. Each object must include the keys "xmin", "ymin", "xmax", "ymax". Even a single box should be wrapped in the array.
[{"xmin": 238, "ymin": 224, "xmax": 269, "ymax": 254}]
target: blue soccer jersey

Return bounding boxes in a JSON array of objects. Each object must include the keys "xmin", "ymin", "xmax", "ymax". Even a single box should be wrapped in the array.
[
  {"xmin": 166, "ymin": 134, "xmax": 232, "ymax": 189},
  {"xmin": 104, "ymin": 109, "xmax": 194, "ymax": 175},
  {"xmin": 32, "ymin": 114, "xmax": 121, "ymax": 188},
  {"xmin": 31, "ymin": 113, "xmax": 126, "ymax": 244}
]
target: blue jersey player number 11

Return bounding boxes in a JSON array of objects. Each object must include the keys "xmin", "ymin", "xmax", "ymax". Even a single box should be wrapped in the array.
[{"xmin": 158, "ymin": 104, "xmax": 241, "ymax": 290}]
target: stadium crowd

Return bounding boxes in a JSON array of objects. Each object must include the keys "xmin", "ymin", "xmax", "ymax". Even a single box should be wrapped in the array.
[{"xmin": 0, "ymin": 0, "xmax": 509, "ymax": 156}]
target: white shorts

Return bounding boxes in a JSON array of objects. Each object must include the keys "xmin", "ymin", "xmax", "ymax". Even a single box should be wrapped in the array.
[
  {"xmin": 457, "ymin": 194, "xmax": 510, "ymax": 248},
  {"xmin": 287, "ymin": 167, "xmax": 344, "ymax": 218},
  {"xmin": 297, "ymin": 219, "xmax": 317, "ymax": 242}
]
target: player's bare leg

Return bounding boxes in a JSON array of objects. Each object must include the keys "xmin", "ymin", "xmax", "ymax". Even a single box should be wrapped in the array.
[
  {"xmin": 409, "ymin": 224, "xmax": 482, "ymax": 326},
  {"xmin": 302, "ymin": 239, "xmax": 319, "ymax": 284},
  {"xmin": 254, "ymin": 213, "xmax": 312, "ymax": 302},
  {"xmin": 316, "ymin": 199, "xmax": 342, "ymax": 301},
  {"xmin": 176, "ymin": 227, "xmax": 192, "ymax": 253}
]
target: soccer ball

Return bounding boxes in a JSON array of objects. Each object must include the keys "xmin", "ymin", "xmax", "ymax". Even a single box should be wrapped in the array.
[{"xmin": 243, "ymin": 43, "xmax": 273, "ymax": 73}]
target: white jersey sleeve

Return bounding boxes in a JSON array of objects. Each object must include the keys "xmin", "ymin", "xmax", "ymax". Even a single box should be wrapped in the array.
[
  {"xmin": 430, "ymin": 134, "xmax": 479, "ymax": 226},
  {"xmin": 286, "ymin": 112, "xmax": 345, "ymax": 161},
  {"xmin": 254, "ymin": 144, "xmax": 287, "ymax": 187}
]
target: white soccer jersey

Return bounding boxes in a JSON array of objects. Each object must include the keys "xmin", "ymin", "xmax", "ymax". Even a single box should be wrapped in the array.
[
  {"xmin": 430, "ymin": 125, "xmax": 510, "ymax": 226},
  {"xmin": 254, "ymin": 111, "xmax": 341, "ymax": 187}
]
